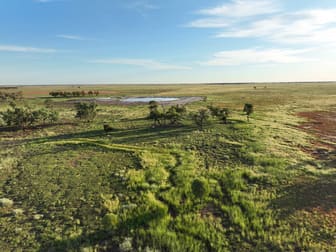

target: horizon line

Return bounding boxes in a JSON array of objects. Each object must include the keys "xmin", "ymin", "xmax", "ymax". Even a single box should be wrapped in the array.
[{"xmin": 1, "ymin": 81, "xmax": 336, "ymax": 87}]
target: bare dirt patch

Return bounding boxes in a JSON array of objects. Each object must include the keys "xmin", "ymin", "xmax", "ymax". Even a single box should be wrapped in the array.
[{"xmin": 297, "ymin": 111, "xmax": 335, "ymax": 162}]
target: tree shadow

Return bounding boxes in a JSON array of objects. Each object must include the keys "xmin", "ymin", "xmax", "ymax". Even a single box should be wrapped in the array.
[
  {"xmin": 38, "ymin": 230, "xmax": 117, "ymax": 252},
  {"xmin": 271, "ymin": 173, "xmax": 336, "ymax": 215},
  {"xmin": 23, "ymin": 125, "xmax": 195, "ymax": 146},
  {"xmin": 0, "ymin": 122, "xmax": 78, "ymax": 133},
  {"xmin": 106, "ymin": 126, "xmax": 195, "ymax": 144}
]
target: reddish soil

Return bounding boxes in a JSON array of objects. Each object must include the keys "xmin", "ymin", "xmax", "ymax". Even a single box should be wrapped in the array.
[
  {"xmin": 311, "ymin": 207, "xmax": 336, "ymax": 226},
  {"xmin": 297, "ymin": 111, "xmax": 336, "ymax": 161},
  {"xmin": 295, "ymin": 111, "xmax": 336, "ymax": 239}
]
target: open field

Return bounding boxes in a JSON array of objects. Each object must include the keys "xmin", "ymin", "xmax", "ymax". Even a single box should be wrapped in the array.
[{"xmin": 0, "ymin": 83, "xmax": 335, "ymax": 251}]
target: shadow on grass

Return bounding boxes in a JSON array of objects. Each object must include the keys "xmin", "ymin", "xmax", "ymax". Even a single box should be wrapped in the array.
[
  {"xmin": 25, "ymin": 125, "xmax": 195, "ymax": 146},
  {"xmin": 38, "ymin": 230, "xmax": 117, "ymax": 252},
  {"xmin": 271, "ymin": 173, "xmax": 336, "ymax": 215},
  {"xmin": 107, "ymin": 126, "xmax": 194, "ymax": 144},
  {"xmin": 0, "ymin": 122, "xmax": 78, "ymax": 133}
]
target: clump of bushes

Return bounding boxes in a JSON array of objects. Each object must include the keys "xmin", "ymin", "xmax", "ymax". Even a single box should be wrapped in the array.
[
  {"xmin": 148, "ymin": 101, "xmax": 186, "ymax": 127},
  {"xmin": 0, "ymin": 91, "xmax": 23, "ymax": 101},
  {"xmin": 74, "ymin": 102, "xmax": 97, "ymax": 121},
  {"xmin": 192, "ymin": 109, "xmax": 210, "ymax": 130},
  {"xmin": 208, "ymin": 105, "xmax": 230, "ymax": 124},
  {"xmin": 243, "ymin": 103, "xmax": 254, "ymax": 121},
  {"xmin": 0, "ymin": 102, "xmax": 59, "ymax": 129}
]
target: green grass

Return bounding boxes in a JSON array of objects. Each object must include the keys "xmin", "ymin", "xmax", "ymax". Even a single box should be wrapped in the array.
[{"xmin": 0, "ymin": 83, "xmax": 335, "ymax": 251}]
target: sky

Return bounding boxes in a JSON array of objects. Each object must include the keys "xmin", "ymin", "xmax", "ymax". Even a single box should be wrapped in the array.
[{"xmin": 1, "ymin": 0, "xmax": 336, "ymax": 84}]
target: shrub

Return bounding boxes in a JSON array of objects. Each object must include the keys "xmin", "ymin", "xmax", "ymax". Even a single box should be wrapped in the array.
[
  {"xmin": 119, "ymin": 237, "xmax": 133, "ymax": 252},
  {"xmin": 0, "ymin": 91, "xmax": 22, "ymax": 101},
  {"xmin": 0, "ymin": 103, "xmax": 58, "ymax": 128},
  {"xmin": 75, "ymin": 102, "xmax": 97, "ymax": 121},
  {"xmin": 145, "ymin": 166, "xmax": 169, "ymax": 185},
  {"xmin": 165, "ymin": 105, "xmax": 186, "ymax": 125},
  {"xmin": 102, "ymin": 213, "xmax": 119, "ymax": 230},
  {"xmin": 243, "ymin": 104, "xmax": 254, "ymax": 121},
  {"xmin": 148, "ymin": 101, "xmax": 163, "ymax": 126},
  {"xmin": 191, "ymin": 178, "xmax": 210, "ymax": 200},
  {"xmin": 208, "ymin": 105, "xmax": 230, "ymax": 124},
  {"xmin": 103, "ymin": 124, "xmax": 114, "ymax": 132},
  {"xmin": 192, "ymin": 109, "xmax": 210, "ymax": 130}
]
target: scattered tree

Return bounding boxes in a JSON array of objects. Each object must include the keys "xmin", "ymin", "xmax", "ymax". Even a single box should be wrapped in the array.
[
  {"xmin": 0, "ymin": 103, "xmax": 59, "ymax": 129},
  {"xmin": 75, "ymin": 102, "xmax": 97, "ymax": 122},
  {"xmin": 243, "ymin": 103, "xmax": 254, "ymax": 121},
  {"xmin": 148, "ymin": 101, "xmax": 163, "ymax": 126},
  {"xmin": 165, "ymin": 105, "xmax": 186, "ymax": 125},
  {"xmin": 0, "ymin": 91, "xmax": 23, "ymax": 101},
  {"xmin": 192, "ymin": 109, "xmax": 210, "ymax": 130},
  {"xmin": 208, "ymin": 105, "xmax": 230, "ymax": 124},
  {"xmin": 148, "ymin": 102, "xmax": 187, "ymax": 127}
]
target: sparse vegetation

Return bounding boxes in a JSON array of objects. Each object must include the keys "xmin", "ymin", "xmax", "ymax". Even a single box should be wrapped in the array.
[
  {"xmin": 0, "ymin": 102, "xmax": 59, "ymax": 129},
  {"xmin": 0, "ymin": 91, "xmax": 23, "ymax": 101},
  {"xmin": 0, "ymin": 83, "xmax": 335, "ymax": 251},
  {"xmin": 243, "ymin": 103, "xmax": 253, "ymax": 121},
  {"xmin": 75, "ymin": 102, "xmax": 97, "ymax": 122},
  {"xmin": 192, "ymin": 109, "xmax": 210, "ymax": 130}
]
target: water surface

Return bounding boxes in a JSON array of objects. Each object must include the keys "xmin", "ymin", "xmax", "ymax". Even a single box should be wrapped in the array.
[{"xmin": 121, "ymin": 97, "xmax": 179, "ymax": 103}]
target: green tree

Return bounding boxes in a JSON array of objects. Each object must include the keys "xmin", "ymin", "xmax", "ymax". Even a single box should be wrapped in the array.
[
  {"xmin": 0, "ymin": 103, "xmax": 59, "ymax": 129},
  {"xmin": 165, "ymin": 105, "xmax": 186, "ymax": 125},
  {"xmin": 47, "ymin": 110, "xmax": 59, "ymax": 123},
  {"xmin": 75, "ymin": 102, "xmax": 97, "ymax": 122},
  {"xmin": 148, "ymin": 101, "xmax": 163, "ymax": 126},
  {"xmin": 208, "ymin": 105, "xmax": 230, "ymax": 124},
  {"xmin": 1, "ymin": 103, "xmax": 34, "ymax": 129},
  {"xmin": 243, "ymin": 103, "xmax": 254, "ymax": 121},
  {"xmin": 192, "ymin": 109, "xmax": 210, "ymax": 130}
]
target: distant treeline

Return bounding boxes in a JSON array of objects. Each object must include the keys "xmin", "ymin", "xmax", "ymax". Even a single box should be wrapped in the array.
[
  {"xmin": 49, "ymin": 90, "xmax": 100, "ymax": 97},
  {"xmin": 0, "ymin": 91, "xmax": 23, "ymax": 101},
  {"xmin": 0, "ymin": 86, "xmax": 18, "ymax": 90}
]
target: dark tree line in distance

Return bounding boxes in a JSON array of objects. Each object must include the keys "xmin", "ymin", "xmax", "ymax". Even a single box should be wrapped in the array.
[{"xmin": 49, "ymin": 90, "xmax": 100, "ymax": 98}]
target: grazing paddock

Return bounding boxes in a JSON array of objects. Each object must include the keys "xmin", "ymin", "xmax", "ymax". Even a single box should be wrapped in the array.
[{"xmin": 0, "ymin": 83, "xmax": 335, "ymax": 251}]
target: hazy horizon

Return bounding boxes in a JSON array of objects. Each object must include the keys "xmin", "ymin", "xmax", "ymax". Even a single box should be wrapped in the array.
[{"xmin": 2, "ymin": 0, "xmax": 336, "ymax": 84}]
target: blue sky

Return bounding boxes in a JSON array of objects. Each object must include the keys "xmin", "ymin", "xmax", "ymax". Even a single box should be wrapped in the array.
[{"xmin": 1, "ymin": 0, "xmax": 336, "ymax": 84}]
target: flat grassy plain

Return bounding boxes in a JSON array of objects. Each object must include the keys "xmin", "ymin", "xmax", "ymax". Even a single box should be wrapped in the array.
[{"xmin": 0, "ymin": 83, "xmax": 335, "ymax": 251}]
